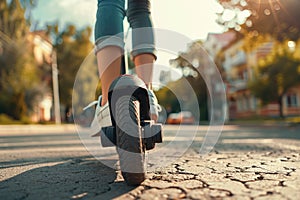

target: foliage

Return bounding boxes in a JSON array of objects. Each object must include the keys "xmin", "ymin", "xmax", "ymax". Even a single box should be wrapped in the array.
[
  {"xmin": 0, "ymin": 114, "xmax": 19, "ymax": 124},
  {"xmin": 0, "ymin": 0, "xmax": 43, "ymax": 120},
  {"xmin": 0, "ymin": 0, "xmax": 28, "ymax": 39},
  {"xmin": 0, "ymin": 0, "xmax": 93, "ymax": 122},
  {"xmin": 72, "ymin": 52, "xmax": 99, "ymax": 117},
  {"xmin": 155, "ymin": 81, "xmax": 181, "ymax": 113},
  {"xmin": 248, "ymin": 42, "xmax": 300, "ymax": 118},
  {"xmin": 166, "ymin": 41, "xmax": 209, "ymax": 120},
  {"xmin": 217, "ymin": 0, "xmax": 300, "ymax": 42},
  {"xmin": 47, "ymin": 24, "xmax": 94, "ymax": 109}
]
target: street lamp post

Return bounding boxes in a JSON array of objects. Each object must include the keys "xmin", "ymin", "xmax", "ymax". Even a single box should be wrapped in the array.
[{"xmin": 51, "ymin": 50, "xmax": 61, "ymax": 124}]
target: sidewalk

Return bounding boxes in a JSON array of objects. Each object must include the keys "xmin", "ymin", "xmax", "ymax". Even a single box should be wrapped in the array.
[
  {"xmin": 226, "ymin": 119, "xmax": 300, "ymax": 128},
  {"xmin": 114, "ymin": 150, "xmax": 300, "ymax": 200},
  {"xmin": 2, "ymin": 150, "xmax": 298, "ymax": 200},
  {"xmin": 0, "ymin": 124, "xmax": 76, "ymax": 133},
  {"xmin": 0, "ymin": 125, "xmax": 299, "ymax": 199}
]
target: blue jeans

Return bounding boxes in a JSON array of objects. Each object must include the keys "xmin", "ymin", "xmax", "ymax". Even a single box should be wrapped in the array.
[{"xmin": 94, "ymin": 0, "xmax": 156, "ymax": 58}]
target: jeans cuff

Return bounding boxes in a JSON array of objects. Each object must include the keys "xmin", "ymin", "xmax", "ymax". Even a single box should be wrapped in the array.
[
  {"xmin": 94, "ymin": 36, "xmax": 125, "ymax": 54},
  {"xmin": 131, "ymin": 44, "xmax": 157, "ymax": 60}
]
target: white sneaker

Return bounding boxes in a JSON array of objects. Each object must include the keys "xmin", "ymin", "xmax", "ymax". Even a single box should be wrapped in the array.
[
  {"xmin": 84, "ymin": 90, "xmax": 161, "ymax": 135},
  {"xmin": 147, "ymin": 90, "xmax": 162, "ymax": 121},
  {"xmin": 83, "ymin": 95, "xmax": 112, "ymax": 136}
]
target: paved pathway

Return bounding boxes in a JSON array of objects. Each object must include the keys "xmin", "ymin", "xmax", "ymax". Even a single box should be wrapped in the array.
[
  {"xmin": 118, "ymin": 150, "xmax": 300, "ymax": 200},
  {"xmin": 0, "ymin": 125, "xmax": 299, "ymax": 199}
]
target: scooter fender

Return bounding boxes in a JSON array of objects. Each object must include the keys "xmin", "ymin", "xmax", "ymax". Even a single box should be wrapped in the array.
[
  {"xmin": 108, "ymin": 75, "xmax": 151, "ymax": 126},
  {"xmin": 101, "ymin": 75, "xmax": 163, "ymax": 149}
]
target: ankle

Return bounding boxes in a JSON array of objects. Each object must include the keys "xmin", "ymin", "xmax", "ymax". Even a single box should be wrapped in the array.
[
  {"xmin": 146, "ymin": 82, "xmax": 152, "ymax": 90},
  {"xmin": 100, "ymin": 97, "xmax": 108, "ymax": 107},
  {"xmin": 101, "ymin": 101, "xmax": 107, "ymax": 107}
]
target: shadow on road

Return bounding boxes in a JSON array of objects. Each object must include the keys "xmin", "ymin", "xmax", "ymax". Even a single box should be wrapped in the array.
[{"xmin": 0, "ymin": 158, "xmax": 137, "ymax": 200}]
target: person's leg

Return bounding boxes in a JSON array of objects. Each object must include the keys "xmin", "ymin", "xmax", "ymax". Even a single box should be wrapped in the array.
[
  {"xmin": 127, "ymin": 0, "xmax": 160, "ymax": 120},
  {"xmin": 134, "ymin": 54, "xmax": 160, "ymax": 121},
  {"xmin": 95, "ymin": 0, "xmax": 125, "ymax": 106},
  {"xmin": 96, "ymin": 47, "xmax": 122, "ymax": 106},
  {"xmin": 134, "ymin": 54, "xmax": 155, "ymax": 88},
  {"xmin": 127, "ymin": 0, "xmax": 156, "ymax": 87}
]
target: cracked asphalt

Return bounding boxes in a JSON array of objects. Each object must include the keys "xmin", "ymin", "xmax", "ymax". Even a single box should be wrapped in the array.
[{"xmin": 0, "ymin": 124, "xmax": 299, "ymax": 200}]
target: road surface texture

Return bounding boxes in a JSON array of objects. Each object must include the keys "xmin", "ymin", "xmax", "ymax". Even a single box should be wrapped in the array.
[{"xmin": 0, "ymin": 124, "xmax": 299, "ymax": 199}]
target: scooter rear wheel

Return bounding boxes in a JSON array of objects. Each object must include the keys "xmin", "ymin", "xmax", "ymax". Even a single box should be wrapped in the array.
[{"xmin": 115, "ymin": 95, "xmax": 146, "ymax": 186}]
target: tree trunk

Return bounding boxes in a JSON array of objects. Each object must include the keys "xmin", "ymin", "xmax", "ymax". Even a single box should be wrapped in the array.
[{"xmin": 278, "ymin": 96, "xmax": 284, "ymax": 119}]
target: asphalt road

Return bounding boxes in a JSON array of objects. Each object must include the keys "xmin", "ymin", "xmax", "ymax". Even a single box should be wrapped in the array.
[{"xmin": 0, "ymin": 124, "xmax": 299, "ymax": 199}]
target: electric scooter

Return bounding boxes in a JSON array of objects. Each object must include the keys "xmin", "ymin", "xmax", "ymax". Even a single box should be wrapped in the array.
[{"xmin": 100, "ymin": 56, "xmax": 163, "ymax": 186}]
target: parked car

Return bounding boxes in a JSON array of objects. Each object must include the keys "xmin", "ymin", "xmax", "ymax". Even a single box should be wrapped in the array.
[
  {"xmin": 166, "ymin": 113, "xmax": 181, "ymax": 124},
  {"xmin": 166, "ymin": 111, "xmax": 195, "ymax": 124}
]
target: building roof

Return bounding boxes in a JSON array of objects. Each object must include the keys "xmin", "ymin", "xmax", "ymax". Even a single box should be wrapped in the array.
[
  {"xmin": 207, "ymin": 31, "xmax": 237, "ymax": 48},
  {"xmin": 30, "ymin": 30, "xmax": 52, "ymax": 44}
]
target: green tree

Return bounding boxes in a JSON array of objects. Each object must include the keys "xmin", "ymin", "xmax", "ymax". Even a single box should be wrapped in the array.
[
  {"xmin": 217, "ymin": 0, "xmax": 300, "ymax": 41},
  {"xmin": 167, "ymin": 41, "xmax": 209, "ymax": 121},
  {"xmin": 0, "ymin": 0, "xmax": 41, "ymax": 120},
  {"xmin": 47, "ymin": 24, "xmax": 94, "ymax": 114},
  {"xmin": 249, "ymin": 43, "xmax": 300, "ymax": 118}
]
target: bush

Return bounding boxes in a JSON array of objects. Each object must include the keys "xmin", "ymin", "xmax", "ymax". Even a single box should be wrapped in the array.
[
  {"xmin": 0, "ymin": 114, "xmax": 20, "ymax": 124},
  {"xmin": 0, "ymin": 114, "xmax": 33, "ymax": 124},
  {"xmin": 286, "ymin": 117, "xmax": 300, "ymax": 125}
]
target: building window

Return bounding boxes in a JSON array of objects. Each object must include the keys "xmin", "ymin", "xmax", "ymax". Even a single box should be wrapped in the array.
[
  {"xmin": 237, "ymin": 98, "xmax": 242, "ymax": 112},
  {"xmin": 243, "ymin": 69, "xmax": 248, "ymax": 81},
  {"xmin": 286, "ymin": 94, "xmax": 298, "ymax": 107},
  {"xmin": 237, "ymin": 97, "xmax": 250, "ymax": 112},
  {"xmin": 250, "ymin": 96, "xmax": 256, "ymax": 111}
]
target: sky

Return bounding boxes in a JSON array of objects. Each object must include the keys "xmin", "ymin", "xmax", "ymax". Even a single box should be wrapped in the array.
[
  {"xmin": 31, "ymin": 0, "xmax": 224, "ymax": 42},
  {"xmin": 31, "ymin": 0, "xmax": 225, "ymax": 81}
]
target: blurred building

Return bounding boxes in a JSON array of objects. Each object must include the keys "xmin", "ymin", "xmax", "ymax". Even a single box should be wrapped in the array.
[
  {"xmin": 211, "ymin": 31, "xmax": 300, "ymax": 119},
  {"xmin": 222, "ymin": 38, "xmax": 260, "ymax": 119},
  {"xmin": 204, "ymin": 31, "xmax": 236, "ymax": 59},
  {"xmin": 204, "ymin": 31, "xmax": 237, "ymax": 121},
  {"xmin": 28, "ymin": 31, "xmax": 54, "ymax": 122}
]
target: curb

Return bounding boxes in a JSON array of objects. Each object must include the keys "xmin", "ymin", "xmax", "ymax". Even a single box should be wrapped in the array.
[{"xmin": 0, "ymin": 124, "xmax": 77, "ymax": 133}]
